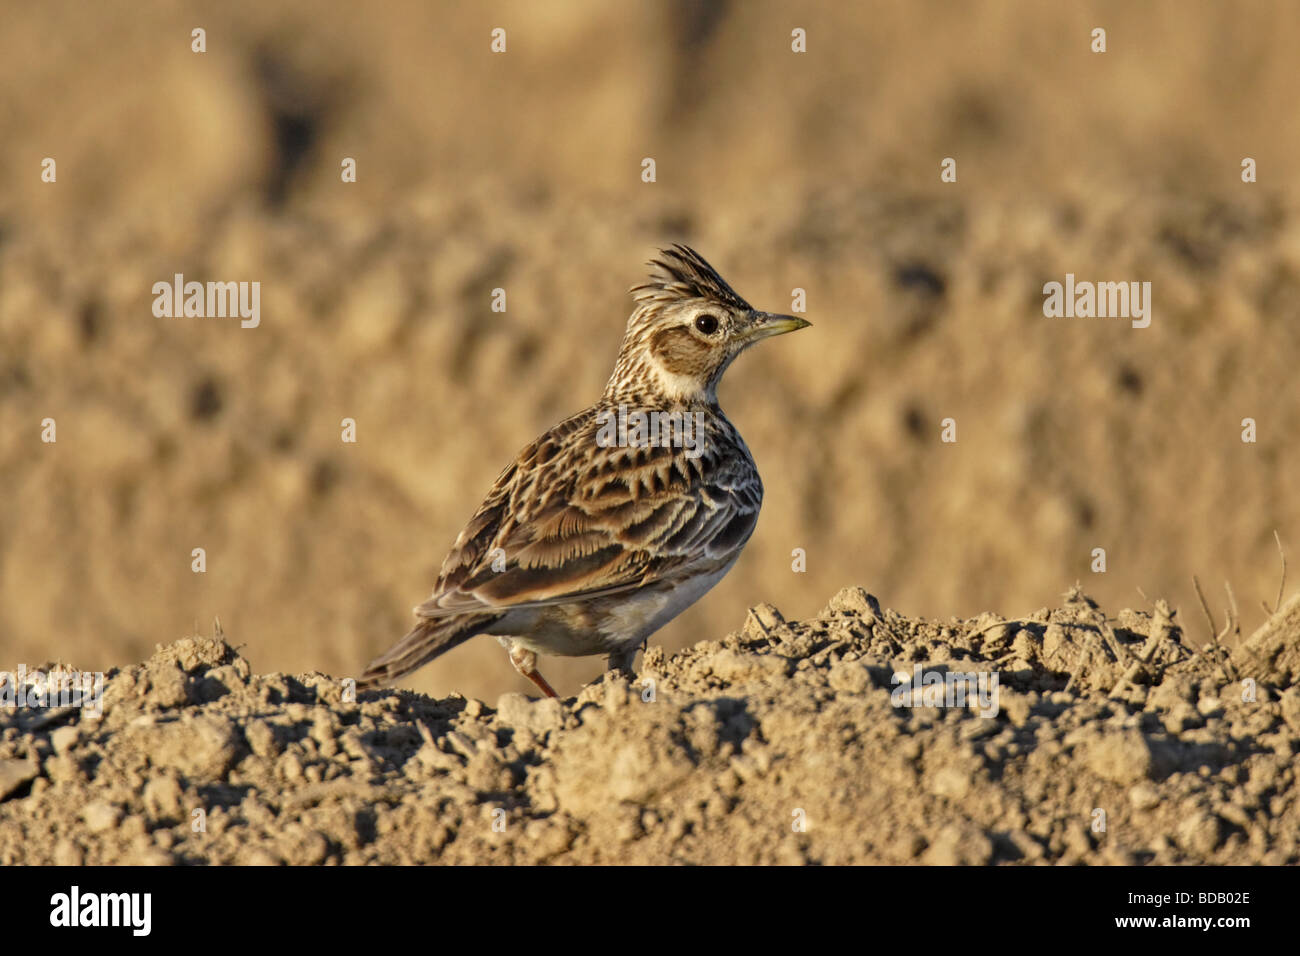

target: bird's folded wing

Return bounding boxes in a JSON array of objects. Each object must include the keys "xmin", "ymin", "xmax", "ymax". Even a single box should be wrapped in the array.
[{"xmin": 414, "ymin": 464, "xmax": 759, "ymax": 619}]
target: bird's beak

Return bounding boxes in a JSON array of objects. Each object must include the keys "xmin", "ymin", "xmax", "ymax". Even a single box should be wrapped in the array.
[{"xmin": 743, "ymin": 311, "xmax": 812, "ymax": 342}]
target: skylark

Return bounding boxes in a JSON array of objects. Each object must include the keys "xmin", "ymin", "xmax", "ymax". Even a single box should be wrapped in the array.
[{"xmin": 359, "ymin": 245, "xmax": 810, "ymax": 696}]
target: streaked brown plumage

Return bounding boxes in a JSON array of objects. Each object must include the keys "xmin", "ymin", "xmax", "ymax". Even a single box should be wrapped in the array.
[{"xmin": 358, "ymin": 245, "xmax": 809, "ymax": 695}]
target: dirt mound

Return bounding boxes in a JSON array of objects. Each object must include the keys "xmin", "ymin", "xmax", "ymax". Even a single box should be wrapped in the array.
[
  {"xmin": 3, "ymin": 586, "xmax": 1296, "ymax": 865},
  {"xmin": 4, "ymin": 2, "xmax": 1300, "ymax": 708}
]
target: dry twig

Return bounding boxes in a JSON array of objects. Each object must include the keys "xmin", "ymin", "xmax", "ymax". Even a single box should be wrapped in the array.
[{"xmin": 1261, "ymin": 530, "xmax": 1287, "ymax": 616}]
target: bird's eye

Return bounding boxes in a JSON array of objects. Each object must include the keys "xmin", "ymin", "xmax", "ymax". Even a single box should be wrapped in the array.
[{"xmin": 694, "ymin": 313, "xmax": 720, "ymax": 335}]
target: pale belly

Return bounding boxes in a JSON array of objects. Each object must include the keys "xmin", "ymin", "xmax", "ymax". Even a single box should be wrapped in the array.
[{"xmin": 487, "ymin": 558, "xmax": 738, "ymax": 658}]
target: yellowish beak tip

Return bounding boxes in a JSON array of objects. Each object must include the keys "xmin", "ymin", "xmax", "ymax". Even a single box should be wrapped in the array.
[{"xmin": 748, "ymin": 313, "xmax": 812, "ymax": 340}]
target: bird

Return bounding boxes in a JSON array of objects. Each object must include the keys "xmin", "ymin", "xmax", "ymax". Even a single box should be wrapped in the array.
[{"xmin": 358, "ymin": 244, "xmax": 810, "ymax": 697}]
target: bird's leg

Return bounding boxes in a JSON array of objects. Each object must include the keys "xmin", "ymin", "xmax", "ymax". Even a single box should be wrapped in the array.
[
  {"xmin": 507, "ymin": 644, "xmax": 558, "ymax": 699},
  {"xmin": 606, "ymin": 646, "xmax": 637, "ymax": 677}
]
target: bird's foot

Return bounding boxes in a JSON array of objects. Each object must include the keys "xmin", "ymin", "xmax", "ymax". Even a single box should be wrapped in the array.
[
  {"xmin": 507, "ymin": 644, "xmax": 558, "ymax": 699},
  {"xmin": 605, "ymin": 646, "xmax": 638, "ymax": 679}
]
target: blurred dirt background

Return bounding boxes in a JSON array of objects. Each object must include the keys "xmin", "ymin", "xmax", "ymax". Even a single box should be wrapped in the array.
[{"xmin": 2, "ymin": 0, "xmax": 1299, "ymax": 708}]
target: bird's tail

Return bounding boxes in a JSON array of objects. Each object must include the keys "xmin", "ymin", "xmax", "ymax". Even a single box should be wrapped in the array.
[{"xmin": 357, "ymin": 613, "xmax": 498, "ymax": 690}]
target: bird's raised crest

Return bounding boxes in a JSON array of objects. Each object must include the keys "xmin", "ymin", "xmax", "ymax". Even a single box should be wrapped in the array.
[{"xmin": 631, "ymin": 244, "xmax": 753, "ymax": 312}]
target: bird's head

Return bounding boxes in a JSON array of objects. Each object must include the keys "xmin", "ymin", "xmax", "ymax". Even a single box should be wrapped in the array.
[{"xmin": 603, "ymin": 244, "xmax": 811, "ymax": 405}]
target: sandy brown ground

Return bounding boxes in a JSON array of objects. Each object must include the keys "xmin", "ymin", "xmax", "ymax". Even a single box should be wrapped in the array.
[
  {"xmin": 2, "ymin": 1, "xmax": 1299, "ymax": 704},
  {"xmin": 3, "ymin": 586, "xmax": 1297, "ymax": 865}
]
